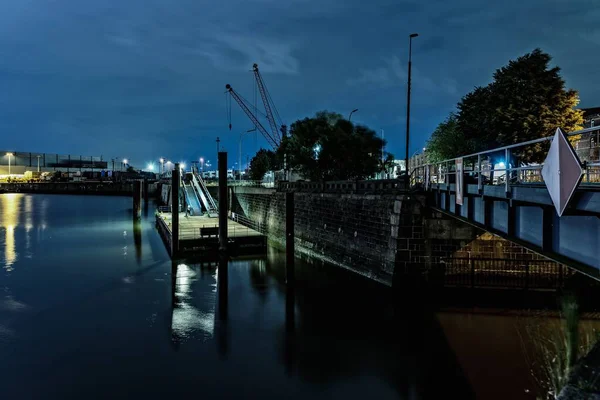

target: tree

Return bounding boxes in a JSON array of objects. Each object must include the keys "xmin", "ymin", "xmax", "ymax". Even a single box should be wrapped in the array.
[
  {"xmin": 281, "ymin": 111, "xmax": 388, "ymax": 181},
  {"xmin": 378, "ymin": 153, "xmax": 397, "ymax": 179},
  {"xmin": 456, "ymin": 48, "xmax": 583, "ymax": 164},
  {"xmin": 426, "ymin": 113, "xmax": 475, "ymax": 163},
  {"xmin": 248, "ymin": 149, "xmax": 275, "ymax": 181}
]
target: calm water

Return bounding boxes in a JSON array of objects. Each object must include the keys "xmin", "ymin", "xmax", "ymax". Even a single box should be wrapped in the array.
[{"xmin": 0, "ymin": 194, "xmax": 597, "ymax": 399}]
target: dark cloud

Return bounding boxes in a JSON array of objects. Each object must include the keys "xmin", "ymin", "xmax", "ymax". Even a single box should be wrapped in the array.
[{"xmin": 0, "ymin": 0, "xmax": 598, "ymax": 166}]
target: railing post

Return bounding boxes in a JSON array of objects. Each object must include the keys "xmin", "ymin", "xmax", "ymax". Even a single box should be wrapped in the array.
[
  {"xmin": 445, "ymin": 161, "xmax": 449, "ymax": 185},
  {"xmin": 477, "ymin": 154, "xmax": 482, "ymax": 193},
  {"xmin": 218, "ymin": 152, "xmax": 228, "ymax": 253},
  {"xmin": 505, "ymin": 148, "xmax": 510, "ymax": 195},
  {"xmin": 286, "ymin": 192, "xmax": 295, "ymax": 285}
]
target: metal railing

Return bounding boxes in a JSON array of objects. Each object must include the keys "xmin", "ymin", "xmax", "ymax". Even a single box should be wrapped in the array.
[
  {"xmin": 441, "ymin": 257, "xmax": 574, "ymax": 290},
  {"xmin": 230, "ymin": 212, "xmax": 266, "ymax": 235},
  {"xmin": 410, "ymin": 126, "xmax": 600, "ymax": 190},
  {"xmin": 204, "ymin": 180, "xmax": 275, "ymax": 188}
]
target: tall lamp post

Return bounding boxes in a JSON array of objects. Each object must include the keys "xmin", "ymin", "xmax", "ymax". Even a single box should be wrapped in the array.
[
  {"xmin": 160, "ymin": 157, "xmax": 165, "ymax": 175},
  {"xmin": 36, "ymin": 155, "xmax": 41, "ymax": 172},
  {"xmin": 405, "ymin": 33, "xmax": 419, "ymax": 188},
  {"xmin": 349, "ymin": 108, "xmax": 358, "ymax": 121},
  {"xmin": 6, "ymin": 153, "xmax": 13, "ymax": 176},
  {"xmin": 240, "ymin": 128, "xmax": 256, "ymax": 181},
  {"xmin": 200, "ymin": 157, "xmax": 204, "ymax": 173}
]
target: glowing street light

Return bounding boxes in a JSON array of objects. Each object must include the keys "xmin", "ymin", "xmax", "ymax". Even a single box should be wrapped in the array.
[
  {"xmin": 180, "ymin": 162, "xmax": 186, "ymax": 171},
  {"xmin": 147, "ymin": 163, "xmax": 154, "ymax": 171},
  {"xmin": 200, "ymin": 157, "xmax": 204, "ymax": 172},
  {"xmin": 159, "ymin": 157, "xmax": 165, "ymax": 174}
]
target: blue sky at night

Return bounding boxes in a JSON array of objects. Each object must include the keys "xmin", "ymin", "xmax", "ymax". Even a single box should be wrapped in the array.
[{"xmin": 1, "ymin": 0, "xmax": 599, "ymax": 168}]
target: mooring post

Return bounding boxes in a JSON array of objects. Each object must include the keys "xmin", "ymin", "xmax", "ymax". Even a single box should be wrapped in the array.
[
  {"xmin": 286, "ymin": 191, "xmax": 295, "ymax": 285},
  {"xmin": 133, "ymin": 180, "xmax": 142, "ymax": 220},
  {"xmin": 218, "ymin": 152, "xmax": 228, "ymax": 253},
  {"xmin": 143, "ymin": 178, "xmax": 149, "ymax": 202},
  {"xmin": 171, "ymin": 163, "xmax": 180, "ymax": 257}
]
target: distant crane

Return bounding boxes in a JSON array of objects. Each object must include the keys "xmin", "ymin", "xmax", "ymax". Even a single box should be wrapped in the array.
[
  {"xmin": 225, "ymin": 84, "xmax": 278, "ymax": 149},
  {"xmin": 226, "ymin": 63, "xmax": 286, "ymax": 150},
  {"xmin": 252, "ymin": 63, "xmax": 287, "ymax": 139}
]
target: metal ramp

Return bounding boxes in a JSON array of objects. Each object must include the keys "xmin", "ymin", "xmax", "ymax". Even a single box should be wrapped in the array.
[
  {"xmin": 190, "ymin": 171, "xmax": 218, "ymax": 217},
  {"xmin": 182, "ymin": 179, "xmax": 202, "ymax": 216}
]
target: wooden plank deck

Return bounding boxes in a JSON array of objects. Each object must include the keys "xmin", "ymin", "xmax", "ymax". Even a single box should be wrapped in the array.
[
  {"xmin": 159, "ymin": 213, "xmax": 262, "ymax": 240},
  {"xmin": 156, "ymin": 212, "xmax": 266, "ymax": 257}
]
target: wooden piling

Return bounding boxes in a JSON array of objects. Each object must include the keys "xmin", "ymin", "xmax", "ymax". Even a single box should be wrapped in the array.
[
  {"xmin": 171, "ymin": 164, "xmax": 180, "ymax": 256},
  {"xmin": 218, "ymin": 152, "xmax": 228, "ymax": 253},
  {"xmin": 286, "ymin": 191, "xmax": 295, "ymax": 285}
]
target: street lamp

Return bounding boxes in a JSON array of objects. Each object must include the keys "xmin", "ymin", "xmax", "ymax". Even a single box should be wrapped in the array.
[
  {"xmin": 240, "ymin": 128, "xmax": 256, "ymax": 181},
  {"xmin": 349, "ymin": 108, "xmax": 358, "ymax": 121},
  {"xmin": 147, "ymin": 163, "xmax": 154, "ymax": 171},
  {"xmin": 405, "ymin": 32, "xmax": 419, "ymax": 187},
  {"xmin": 123, "ymin": 158, "xmax": 128, "ymax": 171},
  {"xmin": 200, "ymin": 157, "xmax": 204, "ymax": 173},
  {"xmin": 6, "ymin": 153, "xmax": 13, "ymax": 176},
  {"xmin": 160, "ymin": 157, "xmax": 165, "ymax": 174},
  {"xmin": 36, "ymin": 155, "xmax": 41, "ymax": 172}
]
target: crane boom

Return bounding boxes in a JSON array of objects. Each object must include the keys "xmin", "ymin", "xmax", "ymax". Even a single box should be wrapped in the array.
[
  {"xmin": 253, "ymin": 63, "xmax": 281, "ymax": 143},
  {"xmin": 225, "ymin": 84, "xmax": 279, "ymax": 149}
]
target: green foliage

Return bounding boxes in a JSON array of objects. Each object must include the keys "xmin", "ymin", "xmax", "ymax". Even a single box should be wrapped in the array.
[
  {"xmin": 248, "ymin": 149, "xmax": 275, "ymax": 181},
  {"xmin": 426, "ymin": 113, "xmax": 474, "ymax": 163},
  {"xmin": 281, "ymin": 110, "xmax": 388, "ymax": 181},
  {"xmin": 430, "ymin": 49, "xmax": 584, "ymax": 163}
]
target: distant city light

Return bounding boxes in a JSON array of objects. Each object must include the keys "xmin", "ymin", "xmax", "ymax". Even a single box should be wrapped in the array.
[
  {"xmin": 123, "ymin": 158, "xmax": 128, "ymax": 164},
  {"xmin": 497, "ymin": 162, "xmax": 506, "ymax": 169}
]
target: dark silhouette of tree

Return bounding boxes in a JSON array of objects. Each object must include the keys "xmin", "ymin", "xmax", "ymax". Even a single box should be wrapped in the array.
[
  {"xmin": 277, "ymin": 111, "xmax": 388, "ymax": 181},
  {"xmin": 248, "ymin": 149, "xmax": 275, "ymax": 181}
]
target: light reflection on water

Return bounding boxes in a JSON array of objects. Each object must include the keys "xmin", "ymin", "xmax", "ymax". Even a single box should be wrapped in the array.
[
  {"xmin": 170, "ymin": 263, "xmax": 217, "ymax": 341},
  {"xmin": 1, "ymin": 193, "xmax": 21, "ymax": 271}
]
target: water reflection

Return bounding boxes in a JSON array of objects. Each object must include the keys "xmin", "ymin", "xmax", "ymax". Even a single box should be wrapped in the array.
[
  {"xmin": 133, "ymin": 220, "xmax": 142, "ymax": 264},
  {"xmin": 170, "ymin": 262, "xmax": 217, "ymax": 346},
  {"xmin": 216, "ymin": 255, "xmax": 229, "ymax": 358},
  {"xmin": 249, "ymin": 258, "xmax": 268, "ymax": 302},
  {"xmin": 1, "ymin": 193, "xmax": 21, "ymax": 271}
]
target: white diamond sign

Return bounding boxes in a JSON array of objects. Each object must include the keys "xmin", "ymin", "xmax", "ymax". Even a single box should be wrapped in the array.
[{"xmin": 541, "ymin": 128, "xmax": 583, "ymax": 217}]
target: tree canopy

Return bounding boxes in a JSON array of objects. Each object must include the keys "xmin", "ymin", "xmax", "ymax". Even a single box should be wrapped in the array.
[
  {"xmin": 426, "ymin": 48, "xmax": 583, "ymax": 164},
  {"xmin": 248, "ymin": 149, "xmax": 275, "ymax": 181},
  {"xmin": 276, "ymin": 111, "xmax": 389, "ymax": 181}
]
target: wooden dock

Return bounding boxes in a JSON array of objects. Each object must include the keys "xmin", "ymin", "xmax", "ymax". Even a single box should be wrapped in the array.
[{"xmin": 156, "ymin": 212, "xmax": 266, "ymax": 257}]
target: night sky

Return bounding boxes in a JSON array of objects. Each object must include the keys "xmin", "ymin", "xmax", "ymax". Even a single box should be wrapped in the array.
[{"xmin": 1, "ymin": 0, "xmax": 598, "ymax": 169}]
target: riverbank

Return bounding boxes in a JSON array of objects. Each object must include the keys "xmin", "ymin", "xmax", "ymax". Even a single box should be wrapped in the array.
[{"xmin": 0, "ymin": 181, "xmax": 157, "ymax": 196}]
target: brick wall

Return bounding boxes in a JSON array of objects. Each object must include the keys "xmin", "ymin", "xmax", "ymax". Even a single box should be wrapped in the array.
[
  {"xmin": 231, "ymin": 187, "xmax": 413, "ymax": 285},
  {"xmin": 229, "ymin": 187, "xmax": 560, "ymax": 287}
]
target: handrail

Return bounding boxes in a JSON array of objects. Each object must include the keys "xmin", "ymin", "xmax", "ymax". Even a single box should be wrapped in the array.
[
  {"xmin": 428, "ymin": 125, "xmax": 600, "ymax": 166},
  {"xmin": 408, "ymin": 125, "xmax": 600, "ymax": 188}
]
